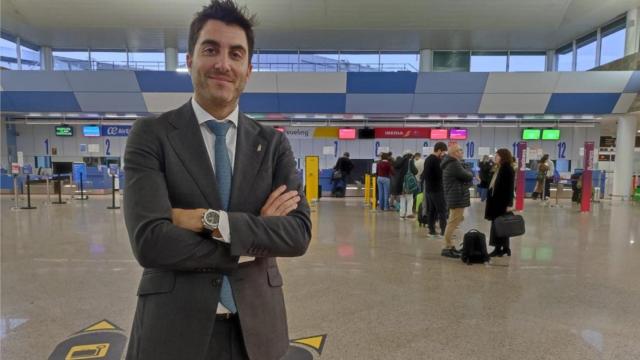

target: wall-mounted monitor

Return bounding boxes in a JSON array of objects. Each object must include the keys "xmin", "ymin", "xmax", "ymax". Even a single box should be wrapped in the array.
[
  {"xmin": 542, "ymin": 129, "xmax": 560, "ymax": 140},
  {"xmin": 522, "ymin": 129, "xmax": 541, "ymax": 140},
  {"xmin": 430, "ymin": 129, "xmax": 448, "ymax": 140},
  {"xmin": 55, "ymin": 125, "xmax": 73, "ymax": 137},
  {"xmin": 83, "ymin": 125, "xmax": 101, "ymax": 137},
  {"xmin": 449, "ymin": 128, "xmax": 468, "ymax": 140},
  {"xmin": 358, "ymin": 128, "xmax": 375, "ymax": 139},
  {"xmin": 339, "ymin": 128, "xmax": 357, "ymax": 140},
  {"xmin": 52, "ymin": 162, "xmax": 73, "ymax": 175}
]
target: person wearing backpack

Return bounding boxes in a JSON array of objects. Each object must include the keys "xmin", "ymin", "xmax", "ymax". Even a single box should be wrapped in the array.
[
  {"xmin": 394, "ymin": 150, "xmax": 419, "ymax": 219},
  {"xmin": 485, "ymin": 148, "xmax": 516, "ymax": 257},
  {"xmin": 477, "ymin": 155, "xmax": 494, "ymax": 202}
]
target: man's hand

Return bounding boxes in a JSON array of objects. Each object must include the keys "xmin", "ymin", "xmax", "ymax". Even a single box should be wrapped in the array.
[
  {"xmin": 172, "ymin": 208, "xmax": 206, "ymax": 232},
  {"xmin": 261, "ymin": 185, "xmax": 301, "ymax": 217}
]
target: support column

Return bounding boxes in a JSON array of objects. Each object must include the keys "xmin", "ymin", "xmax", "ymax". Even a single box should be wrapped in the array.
[
  {"xmin": 40, "ymin": 46, "xmax": 54, "ymax": 70},
  {"xmin": 546, "ymin": 50, "xmax": 555, "ymax": 71},
  {"xmin": 419, "ymin": 49, "xmax": 432, "ymax": 72},
  {"xmin": 165, "ymin": 47, "xmax": 178, "ymax": 71},
  {"xmin": 612, "ymin": 114, "xmax": 638, "ymax": 200},
  {"xmin": 625, "ymin": 7, "xmax": 640, "ymax": 56}
]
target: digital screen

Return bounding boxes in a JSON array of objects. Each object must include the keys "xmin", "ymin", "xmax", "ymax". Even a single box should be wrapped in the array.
[
  {"xmin": 55, "ymin": 126, "xmax": 73, "ymax": 137},
  {"xmin": 522, "ymin": 129, "xmax": 541, "ymax": 140},
  {"xmin": 430, "ymin": 129, "xmax": 448, "ymax": 140},
  {"xmin": 274, "ymin": 127, "xmax": 285, "ymax": 133},
  {"xmin": 52, "ymin": 162, "xmax": 73, "ymax": 174},
  {"xmin": 449, "ymin": 128, "xmax": 467, "ymax": 140},
  {"xmin": 339, "ymin": 128, "xmax": 357, "ymax": 140},
  {"xmin": 83, "ymin": 125, "xmax": 101, "ymax": 137},
  {"xmin": 542, "ymin": 129, "xmax": 560, "ymax": 140},
  {"xmin": 358, "ymin": 128, "xmax": 375, "ymax": 139}
]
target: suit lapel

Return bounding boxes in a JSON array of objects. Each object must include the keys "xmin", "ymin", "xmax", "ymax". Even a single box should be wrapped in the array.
[
  {"xmin": 167, "ymin": 101, "xmax": 222, "ymax": 209},
  {"xmin": 229, "ymin": 114, "xmax": 267, "ymax": 210}
]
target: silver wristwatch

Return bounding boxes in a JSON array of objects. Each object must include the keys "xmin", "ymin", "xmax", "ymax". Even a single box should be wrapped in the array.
[{"xmin": 202, "ymin": 209, "xmax": 220, "ymax": 233}]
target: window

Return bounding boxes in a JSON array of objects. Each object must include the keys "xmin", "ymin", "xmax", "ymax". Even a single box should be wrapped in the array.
[
  {"xmin": 380, "ymin": 52, "xmax": 419, "ymax": 72},
  {"xmin": 20, "ymin": 43, "xmax": 41, "ymax": 70},
  {"xmin": 509, "ymin": 51, "xmax": 546, "ymax": 72},
  {"xmin": 0, "ymin": 34, "xmax": 18, "ymax": 70},
  {"xmin": 255, "ymin": 51, "xmax": 299, "ymax": 72},
  {"xmin": 299, "ymin": 51, "xmax": 340, "ymax": 72},
  {"xmin": 576, "ymin": 32, "xmax": 597, "ymax": 71},
  {"xmin": 90, "ymin": 50, "xmax": 127, "ymax": 70},
  {"xmin": 600, "ymin": 18, "xmax": 626, "ymax": 66},
  {"xmin": 128, "ymin": 51, "xmax": 165, "ymax": 70},
  {"xmin": 433, "ymin": 51, "xmax": 470, "ymax": 72},
  {"xmin": 178, "ymin": 52, "xmax": 188, "ymax": 69},
  {"xmin": 470, "ymin": 51, "xmax": 507, "ymax": 72},
  {"xmin": 556, "ymin": 43, "xmax": 573, "ymax": 71},
  {"xmin": 53, "ymin": 50, "xmax": 90, "ymax": 70},
  {"xmin": 339, "ymin": 52, "xmax": 380, "ymax": 72}
]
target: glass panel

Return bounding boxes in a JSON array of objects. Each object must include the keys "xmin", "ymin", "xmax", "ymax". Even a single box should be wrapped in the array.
[
  {"xmin": 380, "ymin": 52, "xmax": 419, "ymax": 72},
  {"xmin": 556, "ymin": 44, "xmax": 573, "ymax": 71},
  {"xmin": 254, "ymin": 51, "xmax": 298, "ymax": 72},
  {"xmin": 19, "ymin": 44, "xmax": 40, "ymax": 70},
  {"xmin": 433, "ymin": 51, "xmax": 470, "ymax": 72},
  {"xmin": 128, "ymin": 51, "xmax": 165, "ymax": 70},
  {"xmin": 470, "ymin": 51, "xmax": 507, "ymax": 72},
  {"xmin": 0, "ymin": 37, "xmax": 19, "ymax": 70},
  {"xmin": 600, "ymin": 27, "xmax": 626, "ymax": 66},
  {"xmin": 576, "ymin": 32, "xmax": 597, "ymax": 71},
  {"xmin": 178, "ymin": 52, "xmax": 188, "ymax": 69},
  {"xmin": 339, "ymin": 52, "xmax": 380, "ymax": 72},
  {"xmin": 53, "ymin": 50, "xmax": 90, "ymax": 70},
  {"xmin": 508, "ymin": 52, "xmax": 546, "ymax": 72},
  {"xmin": 90, "ymin": 50, "xmax": 127, "ymax": 70},
  {"xmin": 299, "ymin": 52, "xmax": 339, "ymax": 72}
]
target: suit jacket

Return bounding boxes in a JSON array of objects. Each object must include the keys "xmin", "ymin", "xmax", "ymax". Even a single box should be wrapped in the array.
[{"xmin": 123, "ymin": 101, "xmax": 312, "ymax": 360}]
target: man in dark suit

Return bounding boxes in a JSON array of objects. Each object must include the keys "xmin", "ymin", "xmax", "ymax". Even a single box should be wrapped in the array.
[{"xmin": 123, "ymin": 1, "xmax": 312, "ymax": 359}]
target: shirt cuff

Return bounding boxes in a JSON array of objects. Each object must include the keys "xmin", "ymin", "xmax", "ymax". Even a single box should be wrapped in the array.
[{"xmin": 215, "ymin": 211, "xmax": 231, "ymax": 243}]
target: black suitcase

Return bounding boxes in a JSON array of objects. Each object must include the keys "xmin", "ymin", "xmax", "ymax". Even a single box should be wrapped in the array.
[
  {"xmin": 461, "ymin": 230, "xmax": 489, "ymax": 265},
  {"xmin": 494, "ymin": 212, "xmax": 525, "ymax": 238}
]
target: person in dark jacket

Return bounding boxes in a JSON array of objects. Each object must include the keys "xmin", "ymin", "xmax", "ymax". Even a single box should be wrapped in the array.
[
  {"xmin": 440, "ymin": 144, "xmax": 474, "ymax": 258},
  {"xmin": 393, "ymin": 150, "xmax": 418, "ymax": 219},
  {"xmin": 332, "ymin": 152, "xmax": 354, "ymax": 197},
  {"xmin": 485, "ymin": 148, "xmax": 516, "ymax": 257},
  {"xmin": 421, "ymin": 142, "xmax": 448, "ymax": 237},
  {"xmin": 477, "ymin": 155, "xmax": 494, "ymax": 202}
]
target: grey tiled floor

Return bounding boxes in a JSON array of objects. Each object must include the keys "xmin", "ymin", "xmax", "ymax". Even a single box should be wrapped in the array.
[{"xmin": 2, "ymin": 195, "xmax": 640, "ymax": 359}]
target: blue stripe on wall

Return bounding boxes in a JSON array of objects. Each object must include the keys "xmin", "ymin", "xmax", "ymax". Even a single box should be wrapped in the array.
[
  {"xmin": 545, "ymin": 93, "xmax": 621, "ymax": 114},
  {"xmin": 239, "ymin": 93, "xmax": 279, "ymax": 113},
  {"xmin": 278, "ymin": 94, "xmax": 346, "ymax": 113},
  {"xmin": 135, "ymin": 71, "xmax": 193, "ymax": 92},
  {"xmin": 1, "ymin": 91, "xmax": 81, "ymax": 112},
  {"xmin": 346, "ymin": 73, "xmax": 418, "ymax": 94}
]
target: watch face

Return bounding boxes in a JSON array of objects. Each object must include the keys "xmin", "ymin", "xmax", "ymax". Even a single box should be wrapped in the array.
[{"xmin": 205, "ymin": 210, "xmax": 219, "ymax": 225}]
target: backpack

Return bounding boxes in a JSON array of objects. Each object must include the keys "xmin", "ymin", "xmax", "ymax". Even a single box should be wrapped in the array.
[{"xmin": 460, "ymin": 230, "xmax": 490, "ymax": 265}]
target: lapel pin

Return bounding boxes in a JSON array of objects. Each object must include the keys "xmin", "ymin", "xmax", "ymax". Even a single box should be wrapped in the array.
[{"xmin": 257, "ymin": 144, "xmax": 262, "ymax": 152}]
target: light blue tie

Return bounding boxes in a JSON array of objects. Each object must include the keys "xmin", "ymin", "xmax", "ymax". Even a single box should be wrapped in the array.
[{"xmin": 206, "ymin": 120, "xmax": 237, "ymax": 313}]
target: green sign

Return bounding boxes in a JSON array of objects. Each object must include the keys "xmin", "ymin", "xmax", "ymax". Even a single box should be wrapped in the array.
[
  {"xmin": 521, "ymin": 129, "xmax": 541, "ymax": 140},
  {"xmin": 55, "ymin": 126, "xmax": 74, "ymax": 137},
  {"xmin": 542, "ymin": 129, "xmax": 560, "ymax": 140}
]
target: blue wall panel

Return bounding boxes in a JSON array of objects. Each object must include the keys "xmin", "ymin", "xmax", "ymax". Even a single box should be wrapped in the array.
[
  {"xmin": 545, "ymin": 93, "xmax": 621, "ymax": 114},
  {"xmin": 412, "ymin": 94, "xmax": 483, "ymax": 114},
  {"xmin": 239, "ymin": 93, "xmax": 279, "ymax": 113},
  {"xmin": 346, "ymin": 94, "xmax": 413, "ymax": 113},
  {"xmin": 415, "ymin": 73, "xmax": 488, "ymax": 93},
  {"xmin": 135, "ymin": 72, "xmax": 193, "ymax": 92},
  {"xmin": 278, "ymin": 94, "xmax": 346, "ymax": 113},
  {"xmin": 346, "ymin": 73, "xmax": 417, "ymax": 94},
  {"xmin": 623, "ymin": 71, "xmax": 640, "ymax": 93},
  {"xmin": 1, "ymin": 91, "xmax": 81, "ymax": 112}
]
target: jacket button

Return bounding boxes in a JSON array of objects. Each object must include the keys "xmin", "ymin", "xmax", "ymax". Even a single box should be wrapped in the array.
[{"xmin": 212, "ymin": 278, "xmax": 222, "ymax": 287}]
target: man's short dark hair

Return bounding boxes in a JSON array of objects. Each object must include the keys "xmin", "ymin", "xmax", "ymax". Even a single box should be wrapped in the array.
[
  {"xmin": 434, "ymin": 142, "xmax": 448, "ymax": 153},
  {"xmin": 188, "ymin": 0, "xmax": 256, "ymax": 62}
]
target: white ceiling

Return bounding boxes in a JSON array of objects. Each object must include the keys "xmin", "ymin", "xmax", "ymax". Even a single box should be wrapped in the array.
[{"xmin": 1, "ymin": 0, "xmax": 638, "ymax": 50}]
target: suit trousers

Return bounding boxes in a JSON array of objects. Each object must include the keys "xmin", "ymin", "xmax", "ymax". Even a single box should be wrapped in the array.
[
  {"xmin": 207, "ymin": 317, "xmax": 249, "ymax": 360},
  {"xmin": 425, "ymin": 191, "xmax": 447, "ymax": 235},
  {"xmin": 443, "ymin": 208, "xmax": 465, "ymax": 249}
]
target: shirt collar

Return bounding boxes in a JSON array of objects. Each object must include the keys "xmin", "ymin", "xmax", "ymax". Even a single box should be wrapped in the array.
[{"xmin": 191, "ymin": 97, "xmax": 239, "ymax": 128}]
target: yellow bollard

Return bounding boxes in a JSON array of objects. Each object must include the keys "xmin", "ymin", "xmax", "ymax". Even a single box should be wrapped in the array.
[
  {"xmin": 305, "ymin": 156, "xmax": 319, "ymax": 202},
  {"xmin": 364, "ymin": 174, "xmax": 371, "ymax": 205},
  {"xmin": 370, "ymin": 176, "xmax": 377, "ymax": 210}
]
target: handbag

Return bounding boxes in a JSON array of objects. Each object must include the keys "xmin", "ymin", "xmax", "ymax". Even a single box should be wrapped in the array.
[
  {"xmin": 331, "ymin": 169, "xmax": 343, "ymax": 180},
  {"xmin": 494, "ymin": 211, "xmax": 525, "ymax": 238}
]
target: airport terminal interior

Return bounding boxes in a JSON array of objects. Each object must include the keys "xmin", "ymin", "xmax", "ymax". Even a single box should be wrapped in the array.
[{"xmin": 2, "ymin": 0, "xmax": 640, "ymax": 359}]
